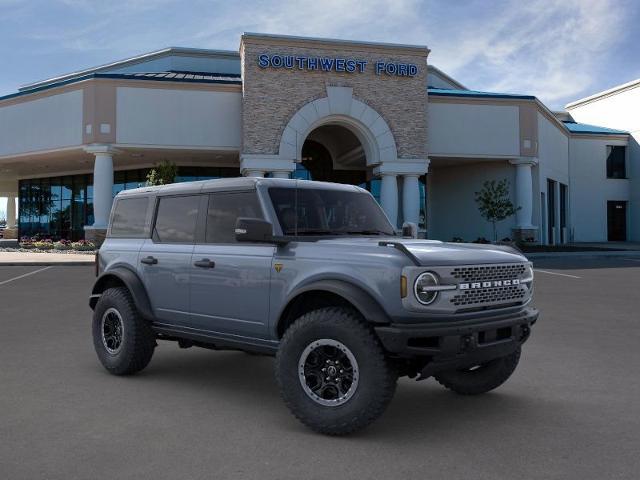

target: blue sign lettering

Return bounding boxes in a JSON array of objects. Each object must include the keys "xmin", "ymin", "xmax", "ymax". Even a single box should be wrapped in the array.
[
  {"xmin": 257, "ymin": 54, "xmax": 417, "ymax": 77},
  {"xmin": 258, "ymin": 54, "xmax": 269, "ymax": 68},
  {"xmin": 320, "ymin": 57, "xmax": 335, "ymax": 71}
]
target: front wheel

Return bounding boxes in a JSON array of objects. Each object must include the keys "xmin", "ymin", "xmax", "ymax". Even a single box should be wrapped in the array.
[
  {"xmin": 275, "ymin": 307, "xmax": 397, "ymax": 436},
  {"xmin": 434, "ymin": 348, "xmax": 521, "ymax": 395}
]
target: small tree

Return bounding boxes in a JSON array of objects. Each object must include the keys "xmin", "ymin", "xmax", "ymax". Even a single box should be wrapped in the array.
[
  {"xmin": 146, "ymin": 160, "xmax": 178, "ymax": 186},
  {"xmin": 474, "ymin": 179, "xmax": 520, "ymax": 243}
]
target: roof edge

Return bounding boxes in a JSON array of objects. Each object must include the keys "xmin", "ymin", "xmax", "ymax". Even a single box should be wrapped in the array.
[
  {"xmin": 565, "ymin": 78, "xmax": 640, "ymax": 109},
  {"xmin": 241, "ymin": 32, "xmax": 430, "ymax": 55},
  {"xmin": 19, "ymin": 46, "xmax": 240, "ymax": 92},
  {"xmin": 2, "ymin": 72, "xmax": 241, "ymax": 104},
  {"xmin": 428, "ymin": 88, "xmax": 535, "ymax": 100},
  {"xmin": 427, "ymin": 65, "xmax": 467, "ymax": 90}
]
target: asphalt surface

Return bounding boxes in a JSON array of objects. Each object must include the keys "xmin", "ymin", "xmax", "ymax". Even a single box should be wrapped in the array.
[{"xmin": 1, "ymin": 258, "xmax": 639, "ymax": 479}]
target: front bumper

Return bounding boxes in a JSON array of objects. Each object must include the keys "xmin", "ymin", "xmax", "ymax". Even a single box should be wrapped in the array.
[{"xmin": 375, "ymin": 307, "xmax": 538, "ymax": 377}]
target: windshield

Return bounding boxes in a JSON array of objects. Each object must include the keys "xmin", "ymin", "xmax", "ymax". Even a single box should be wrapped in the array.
[{"xmin": 268, "ymin": 186, "xmax": 395, "ymax": 236}]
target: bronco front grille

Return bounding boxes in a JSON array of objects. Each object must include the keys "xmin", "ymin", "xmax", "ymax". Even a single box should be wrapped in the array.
[
  {"xmin": 451, "ymin": 264, "xmax": 526, "ymax": 283},
  {"xmin": 450, "ymin": 285, "xmax": 526, "ymax": 307}
]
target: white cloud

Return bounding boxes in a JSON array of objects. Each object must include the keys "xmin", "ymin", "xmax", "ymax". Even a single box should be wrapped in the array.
[
  {"xmin": 185, "ymin": 0, "xmax": 633, "ymax": 107},
  {"xmin": 424, "ymin": 0, "xmax": 631, "ymax": 107},
  {"xmin": 4, "ymin": 0, "xmax": 635, "ymax": 109}
]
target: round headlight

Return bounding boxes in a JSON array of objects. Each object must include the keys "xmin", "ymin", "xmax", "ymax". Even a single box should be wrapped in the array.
[{"xmin": 414, "ymin": 272, "xmax": 439, "ymax": 305}]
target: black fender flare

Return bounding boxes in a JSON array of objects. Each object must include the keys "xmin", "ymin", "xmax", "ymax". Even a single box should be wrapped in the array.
[
  {"xmin": 89, "ymin": 267, "xmax": 154, "ymax": 320},
  {"xmin": 279, "ymin": 279, "xmax": 391, "ymax": 328}
]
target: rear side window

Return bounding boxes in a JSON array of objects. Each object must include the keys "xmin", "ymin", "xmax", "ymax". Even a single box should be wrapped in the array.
[
  {"xmin": 110, "ymin": 197, "xmax": 150, "ymax": 237},
  {"xmin": 206, "ymin": 192, "xmax": 263, "ymax": 243},
  {"xmin": 153, "ymin": 195, "xmax": 200, "ymax": 243}
]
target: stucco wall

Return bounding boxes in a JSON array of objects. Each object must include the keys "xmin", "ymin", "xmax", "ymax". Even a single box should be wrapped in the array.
[
  {"xmin": 429, "ymin": 161, "xmax": 517, "ymax": 241},
  {"xmin": 427, "ymin": 102, "xmax": 520, "ymax": 157},
  {"xmin": 569, "ymin": 136, "xmax": 630, "ymax": 242},
  {"xmin": 240, "ymin": 36, "xmax": 428, "ymax": 160},
  {"xmin": 568, "ymin": 86, "xmax": 639, "ymax": 241},
  {"xmin": 116, "ymin": 87, "xmax": 242, "ymax": 148},
  {"xmin": 0, "ymin": 90, "xmax": 83, "ymax": 156}
]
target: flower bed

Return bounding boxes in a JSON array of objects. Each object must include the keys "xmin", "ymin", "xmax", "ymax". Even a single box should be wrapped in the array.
[{"xmin": 2, "ymin": 236, "xmax": 98, "ymax": 254}]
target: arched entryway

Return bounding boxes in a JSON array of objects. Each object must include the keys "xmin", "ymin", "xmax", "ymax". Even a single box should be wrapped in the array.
[
  {"xmin": 298, "ymin": 124, "xmax": 366, "ymax": 184},
  {"xmin": 294, "ymin": 122, "xmax": 390, "ymax": 217},
  {"xmin": 264, "ymin": 86, "xmax": 429, "ymax": 230}
]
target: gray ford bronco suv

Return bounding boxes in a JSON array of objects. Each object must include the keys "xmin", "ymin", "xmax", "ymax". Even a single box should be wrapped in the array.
[{"xmin": 90, "ymin": 177, "xmax": 537, "ymax": 435}]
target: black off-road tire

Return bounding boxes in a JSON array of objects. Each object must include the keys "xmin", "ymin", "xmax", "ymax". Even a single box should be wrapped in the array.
[
  {"xmin": 434, "ymin": 347, "xmax": 521, "ymax": 395},
  {"xmin": 275, "ymin": 307, "xmax": 397, "ymax": 436},
  {"xmin": 92, "ymin": 287, "xmax": 156, "ymax": 376}
]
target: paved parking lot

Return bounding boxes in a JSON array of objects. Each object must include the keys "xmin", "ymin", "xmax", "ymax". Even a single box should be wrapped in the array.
[{"xmin": 1, "ymin": 258, "xmax": 639, "ymax": 479}]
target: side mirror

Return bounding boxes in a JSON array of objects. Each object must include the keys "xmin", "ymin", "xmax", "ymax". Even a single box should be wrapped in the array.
[
  {"xmin": 402, "ymin": 222, "xmax": 418, "ymax": 239},
  {"xmin": 235, "ymin": 217, "xmax": 274, "ymax": 243}
]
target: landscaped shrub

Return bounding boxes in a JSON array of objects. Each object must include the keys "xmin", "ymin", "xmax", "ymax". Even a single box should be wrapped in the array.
[
  {"xmin": 54, "ymin": 240, "xmax": 73, "ymax": 250},
  {"xmin": 19, "ymin": 236, "xmax": 35, "ymax": 249},
  {"xmin": 472, "ymin": 237, "xmax": 490, "ymax": 244},
  {"xmin": 33, "ymin": 239, "xmax": 54, "ymax": 250},
  {"xmin": 70, "ymin": 240, "xmax": 96, "ymax": 251}
]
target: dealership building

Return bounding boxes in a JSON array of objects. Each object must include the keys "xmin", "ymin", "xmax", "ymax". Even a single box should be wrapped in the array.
[{"xmin": 0, "ymin": 33, "xmax": 636, "ymax": 244}]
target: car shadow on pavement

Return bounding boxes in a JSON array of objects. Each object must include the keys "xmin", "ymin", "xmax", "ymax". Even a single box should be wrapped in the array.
[{"xmin": 109, "ymin": 346, "xmax": 553, "ymax": 440}]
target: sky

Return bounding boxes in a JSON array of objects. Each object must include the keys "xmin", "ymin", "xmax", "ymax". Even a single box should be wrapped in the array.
[{"xmin": 0, "ymin": 0, "xmax": 639, "ymax": 217}]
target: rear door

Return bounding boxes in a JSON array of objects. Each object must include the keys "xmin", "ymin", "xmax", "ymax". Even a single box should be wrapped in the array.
[
  {"xmin": 139, "ymin": 194, "xmax": 202, "ymax": 325},
  {"xmin": 189, "ymin": 190, "xmax": 274, "ymax": 338}
]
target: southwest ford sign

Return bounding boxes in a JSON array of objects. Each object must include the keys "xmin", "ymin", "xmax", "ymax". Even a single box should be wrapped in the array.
[{"xmin": 257, "ymin": 54, "xmax": 418, "ymax": 77}]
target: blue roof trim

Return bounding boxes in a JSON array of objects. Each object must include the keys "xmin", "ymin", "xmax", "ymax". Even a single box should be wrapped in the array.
[
  {"xmin": 428, "ymin": 87, "xmax": 536, "ymax": 100},
  {"xmin": 0, "ymin": 72, "xmax": 242, "ymax": 102},
  {"xmin": 562, "ymin": 121, "xmax": 628, "ymax": 135}
]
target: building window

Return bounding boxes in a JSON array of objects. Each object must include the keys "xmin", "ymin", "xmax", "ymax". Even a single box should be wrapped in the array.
[
  {"xmin": 18, "ymin": 166, "xmax": 239, "ymax": 240},
  {"xmin": 606, "ymin": 146, "xmax": 626, "ymax": 179}
]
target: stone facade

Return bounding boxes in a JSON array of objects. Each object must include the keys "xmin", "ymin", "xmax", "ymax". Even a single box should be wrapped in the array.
[{"xmin": 240, "ymin": 34, "xmax": 429, "ymax": 161}]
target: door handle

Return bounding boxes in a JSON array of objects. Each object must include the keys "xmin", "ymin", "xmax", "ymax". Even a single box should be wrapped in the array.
[
  {"xmin": 194, "ymin": 258, "xmax": 215, "ymax": 269},
  {"xmin": 140, "ymin": 256, "xmax": 158, "ymax": 265}
]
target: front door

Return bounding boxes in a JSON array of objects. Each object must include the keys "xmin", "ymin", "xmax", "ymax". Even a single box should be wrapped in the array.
[
  {"xmin": 189, "ymin": 191, "xmax": 274, "ymax": 339},
  {"xmin": 607, "ymin": 201, "xmax": 627, "ymax": 241},
  {"xmin": 139, "ymin": 194, "xmax": 201, "ymax": 325}
]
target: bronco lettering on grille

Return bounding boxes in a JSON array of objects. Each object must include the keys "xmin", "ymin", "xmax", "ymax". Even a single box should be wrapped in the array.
[{"xmin": 459, "ymin": 279, "xmax": 521, "ymax": 290}]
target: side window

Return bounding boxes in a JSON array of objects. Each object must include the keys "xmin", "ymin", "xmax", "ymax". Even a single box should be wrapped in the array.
[
  {"xmin": 206, "ymin": 191, "xmax": 263, "ymax": 243},
  {"xmin": 153, "ymin": 195, "xmax": 200, "ymax": 243},
  {"xmin": 110, "ymin": 197, "xmax": 150, "ymax": 237}
]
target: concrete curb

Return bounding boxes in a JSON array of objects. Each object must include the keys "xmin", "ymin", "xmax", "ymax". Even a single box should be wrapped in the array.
[{"xmin": 526, "ymin": 250, "xmax": 640, "ymax": 259}]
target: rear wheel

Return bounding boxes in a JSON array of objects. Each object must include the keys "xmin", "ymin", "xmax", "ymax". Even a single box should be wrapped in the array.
[
  {"xmin": 434, "ymin": 348, "xmax": 521, "ymax": 395},
  {"xmin": 92, "ymin": 287, "xmax": 155, "ymax": 375},
  {"xmin": 275, "ymin": 307, "xmax": 397, "ymax": 435}
]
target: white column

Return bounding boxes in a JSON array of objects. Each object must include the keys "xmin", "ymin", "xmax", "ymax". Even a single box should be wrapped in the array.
[
  {"xmin": 245, "ymin": 170, "xmax": 265, "ymax": 178},
  {"xmin": 6, "ymin": 195, "xmax": 16, "ymax": 229},
  {"xmin": 510, "ymin": 158, "xmax": 537, "ymax": 229},
  {"xmin": 85, "ymin": 145, "xmax": 116, "ymax": 229},
  {"xmin": 271, "ymin": 171, "xmax": 290, "ymax": 179},
  {"xmin": 379, "ymin": 173, "xmax": 398, "ymax": 227},
  {"xmin": 402, "ymin": 174, "xmax": 420, "ymax": 226}
]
